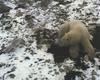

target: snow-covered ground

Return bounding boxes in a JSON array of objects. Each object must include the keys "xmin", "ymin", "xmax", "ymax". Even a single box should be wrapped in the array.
[{"xmin": 0, "ymin": 0, "xmax": 100, "ymax": 80}]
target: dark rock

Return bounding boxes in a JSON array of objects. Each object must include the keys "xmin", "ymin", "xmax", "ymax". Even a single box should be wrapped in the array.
[
  {"xmin": 30, "ymin": 50, "xmax": 35, "ymax": 55},
  {"xmin": 38, "ymin": 67, "xmax": 41, "ymax": 70},
  {"xmin": 55, "ymin": 71, "xmax": 59, "ymax": 75},
  {"xmin": 45, "ymin": 77, "xmax": 48, "ymax": 80},
  {"xmin": 47, "ymin": 42, "xmax": 85, "ymax": 63},
  {"xmin": 98, "ymin": 66, "xmax": 100, "ymax": 69},
  {"xmin": 16, "ymin": 0, "xmax": 33, "ymax": 5},
  {"xmin": 83, "ymin": 1, "xmax": 88, "ymax": 6},
  {"xmin": 86, "ymin": 12, "xmax": 93, "ymax": 15},
  {"xmin": 6, "ymin": 64, "xmax": 11, "ymax": 67},
  {"xmin": 0, "ymin": 2, "xmax": 12, "ymax": 13},
  {"xmin": 9, "ymin": 74, "xmax": 15, "ymax": 78},
  {"xmin": 34, "ymin": 61, "xmax": 37, "ymax": 63},
  {"xmin": 45, "ymin": 59, "xmax": 51, "ymax": 63},
  {"xmin": 0, "ymin": 44, "xmax": 6, "ymax": 54},
  {"xmin": 34, "ymin": 78, "xmax": 38, "ymax": 80},
  {"xmin": 26, "ymin": 78, "xmax": 29, "ymax": 80},
  {"xmin": 25, "ymin": 15, "xmax": 34, "ymax": 20},
  {"xmin": 28, "ymin": 75, "xmax": 32, "ymax": 78},
  {"xmin": 92, "ymin": 18, "xmax": 99, "ymax": 21},
  {"xmin": 95, "ymin": 52, "xmax": 100, "ymax": 58},
  {"xmin": 64, "ymin": 71, "xmax": 82, "ymax": 80},
  {"xmin": 14, "ymin": 57, "xmax": 18, "ymax": 60},
  {"xmin": 25, "ymin": 48, "xmax": 31, "ymax": 51},
  {"xmin": 38, "ymin": 58, "xmax": 43, "ymax": 61},
  {"xmin": 11, "ymin": 66, "xmax": 16, "ymax": 72},
  {"xmin": 20, "ymin": 60, "xmax": 23, "ymax": 62},
  {"xmin": 25, "ymin": 56, "xmax": 30, "ymax": 60},
  {"xmin": 28, "ymin": 40, "xmax": 33, "ymax": 43},
  {"xmin": 5, "ymin": 24, "xmax": 12, "ymax": 30},
  {"xmin": 15, "ymin": 4, "xmax": 27, "ymax": 9},
  {"xmin": 40, "ymin": 0, "xmax": 51, "ymax": 9},
  {"xmin": 0, "ymin": 63, "xmax": 5, "ymax": 67},
  {"xmin": 55, "ymin": 0, "xmax": 71, "ymax": 5},
  {"xmin": 25, "ymin": 15, "xmax": 35, "ymax": 28},
  {"xmin": 47, "ymin": 43, "xmax": 69, "ymax": 63},
  {"xmin": 34, "ymin": 28, "xmax": 57, "ymax": 48},
  {"xmin": 3, "ymin": 38, "xmax": 25, "ymax": 53},
  {"xmin": 48, "ymin": 70, "xmax": 52, "ymax": 74},
  {"xmin": 34, "ymin": 53, "xmax": 37, "ymax": 54},
  {"xmin": 74, "ymin": 60, "xmax": 90, "ymax": 70},
  {"xmin": 93, "ymin": 24, "xmax": 100, "ymax": 51}
]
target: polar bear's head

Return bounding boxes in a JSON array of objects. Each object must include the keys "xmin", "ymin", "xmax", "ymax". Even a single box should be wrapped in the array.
[
  {"xmin": 58, "ymin": 21, "xmax": 70, "ymax": 39},
  {"xmin": 61, "ymin": 33, "xmax": 72, "ymax": 46},
  {"xmin": 55, "ymin": 32, "xmax": 71, "ymax": 47}
]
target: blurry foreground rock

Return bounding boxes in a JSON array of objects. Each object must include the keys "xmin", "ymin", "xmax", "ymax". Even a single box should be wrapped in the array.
[
  {"xmin": 0, "ymin": 2, "xmax": 12, "ymax": 13},
  {"xmin": 25, "ymin": 14, "xmax": 35, "ymax": 28},
  {"xmin": 15, "ymin": 10, "xmax": 23, "ymax": 17},
  {"xmin": 34, "ymin": 0, "xmax": 51, "ymax": 9},
  {"xmin": 16, "ymin": 0, "xmax": 33, "ymax": 5},
  {"xmin": 34, "ymin": 28, "xmax": 57, "ymax": 48},
  {"xmin": 47, "ymin": 43, "xmax": 69, "ymax": 63},
  {"xmin": 64, "ymin": 71, "xmax": 83, "ymax": 80},
  {"xmin": 14, "ymin": 0, "xmax": 34, "ymax": 9},
  {"xmin": 1, "ymin": 38, "xmax": 25, "ymax": 53},
  {"xmin": 40, "ymin": 0, "xmax": 51, "ymax": 9}
]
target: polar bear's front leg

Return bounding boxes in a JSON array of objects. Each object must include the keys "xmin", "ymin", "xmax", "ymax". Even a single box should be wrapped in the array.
[{"xmin": 69, "ymin": 45, "xmax": 80, "ymax": 59}]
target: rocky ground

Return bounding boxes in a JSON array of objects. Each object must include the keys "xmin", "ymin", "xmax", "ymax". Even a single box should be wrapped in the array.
[{"xmin": 0, "ymin": 0, "xmax": 100, "ymax": 80}]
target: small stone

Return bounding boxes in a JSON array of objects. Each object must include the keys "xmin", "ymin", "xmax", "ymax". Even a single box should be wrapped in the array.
[
  {"xmin": 92, "ymin": 75, "xmax": 96, "ymax": 80},
  {"xmin": 34, "ymin": 78, "xmax": 38, "ymax": 80},
  {"xmin": 5, "ymin": 24, "xmax": 12, "ymax": 30},
  {"xmin": 34, "ymin": 61, "xmax": 37, "ymax": 63},
  {"xmin": 59, "ymin": 68, "xmax": 64, "ymax": 72},
  {"xmin": 55, "ymin": 71, "xmax": 59, "ymax": 75},
  {"xmin": 29, "ymin": 75, "xmax": 32, "ymax": 78},
  {"xmin": 15, "ymin": 10, "xmax": 23, "ymax": 17},
  {"xmin": 25, "ymin": 56, "xmax": 30, "ymax": 60},
  {"xmin": 92, "ymin": 70, "xmax": 97, "ymax": 75},
  {"xmin": 38, "ymin": 67, "xmax": 41, "ymax": 70},
  {"xmin": 11, "ymin": 66, "xmax": 16, "ymax": 72},
  {"xmin": 9, "ymin": 74, "xmax": 15, "ymax": 78},
  {"xmin": 38, "ymin": 58, "xmax": 43, "ymax": 61},
  {"xmin": 0, "ymin": 63, "xmax": 5, "ymax": 67},
  {"xmin": 45, "ymin": 60, "xmax": 51, "ymax": 63},
  {"xmin": 20, "ymin": 60, "xmax": 23, "ymax": 62},
  {"xmin": 98, "ymin": 66, "xmax": 100, "ymax": 69},
  {"xmin": 28, "ymin": 40, "xmax": 33, "ymax": 43},
  {"xmin": 45, "ymin": 77, "xmax": 48, "ymax": 80},
  {"xmin": 26, "ymin": 78, "xmax": 29, "ymax": 80}
]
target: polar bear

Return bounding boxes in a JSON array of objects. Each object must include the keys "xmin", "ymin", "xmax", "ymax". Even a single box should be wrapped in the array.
[{"xmin": 57, "ymin": 20, "xmax": 95, "ymax": 60}]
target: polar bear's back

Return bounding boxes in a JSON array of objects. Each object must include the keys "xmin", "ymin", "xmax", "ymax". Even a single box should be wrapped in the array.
[{"xmin": 69, "ymin": 20, "xmax": 91, "ymax": 39}]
